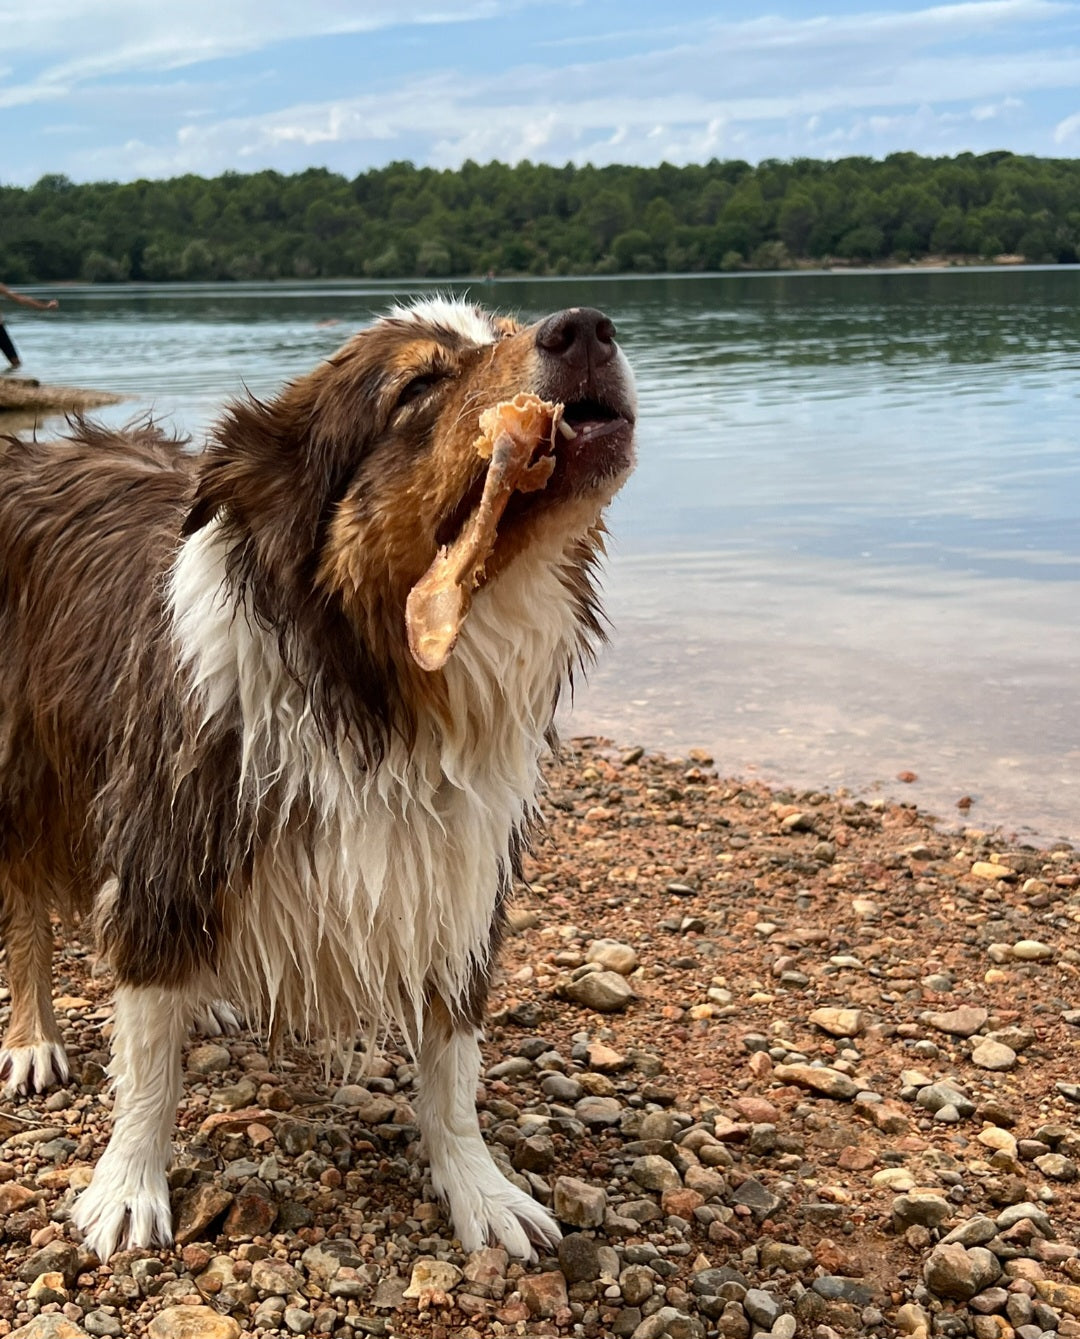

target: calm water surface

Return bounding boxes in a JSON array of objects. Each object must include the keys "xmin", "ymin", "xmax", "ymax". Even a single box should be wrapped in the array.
[{"xmin": 14, "ymin": 270, "xmax": 1080, "ymax": 842}]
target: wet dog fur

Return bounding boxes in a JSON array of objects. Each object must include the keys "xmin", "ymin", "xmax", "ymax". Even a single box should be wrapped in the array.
[{"xmin": 0, "ymin": 297, "xmax": 636, "ymax": 1260}]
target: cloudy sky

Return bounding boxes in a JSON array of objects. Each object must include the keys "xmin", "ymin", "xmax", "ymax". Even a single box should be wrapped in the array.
[{"xmin": 3, "ymin": 0, "xmax": 1080, "ymax": 184}]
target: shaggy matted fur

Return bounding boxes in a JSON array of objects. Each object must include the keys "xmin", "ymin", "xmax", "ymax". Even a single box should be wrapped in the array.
[{"xmin": 0, "ymin": 298, "xmax": 636, "ymax": 1260}]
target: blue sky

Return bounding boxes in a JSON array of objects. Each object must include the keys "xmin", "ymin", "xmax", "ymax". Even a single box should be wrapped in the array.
[{"xmin": 3, "ymin": 0, "xmax": 1080, "ymax": 184}]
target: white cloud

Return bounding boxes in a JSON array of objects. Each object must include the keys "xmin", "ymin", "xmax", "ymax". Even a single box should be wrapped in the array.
[
  {"xmin": 1054, "ymin": 109, "xmax": 1080, "ymax": 141},
  {"xmin": 78, "ymin": 19, "xmax": 1080, "ymax": 176},
  {"xmin": 4, "ymin": 0, "xmax": 1079, "ymax": 178},
  {"xmin": 0, "ymin": 1, "xmax": 560, "ymax": 108}
]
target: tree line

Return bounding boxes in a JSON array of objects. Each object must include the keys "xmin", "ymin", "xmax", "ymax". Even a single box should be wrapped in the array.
[{"xmin": 2, "ymin": 151, "xmax": 1079, "ymax": 283}]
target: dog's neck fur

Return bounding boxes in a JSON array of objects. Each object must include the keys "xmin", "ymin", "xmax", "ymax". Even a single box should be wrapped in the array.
[{"xmin": 168, "ymin": 519, "xmax": 587, "ymax": 1061}]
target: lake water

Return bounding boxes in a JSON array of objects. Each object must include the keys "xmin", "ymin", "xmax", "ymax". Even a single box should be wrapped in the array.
[{"xmin": 11, "ymin": 270, "xmax": 1080, "ymax": 844}]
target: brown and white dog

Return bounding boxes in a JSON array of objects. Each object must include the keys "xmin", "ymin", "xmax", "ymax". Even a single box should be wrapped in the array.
[{"xmin": 0, "ymin": 297, "xmax": 635, "ymax": 1261}]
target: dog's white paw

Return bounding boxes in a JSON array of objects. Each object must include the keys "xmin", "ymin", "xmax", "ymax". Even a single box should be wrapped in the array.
[
  {"xmin": 191, "ymin": 999, "xmax": 243, "ymax": 1038},
  {"xmin": 437, "ymin": 1156, "xmax": 561, "ymax": 1261},
  {"xmin": 72, "ymin": 1158, "xmax": 173, "ymax": 1260},
  {"xmin": 0, "ymin": 1041, "xmax": 70, "ymax": 1096}
]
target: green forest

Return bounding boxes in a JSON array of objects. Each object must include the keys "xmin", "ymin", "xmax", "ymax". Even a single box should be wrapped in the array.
[{"xmin": 3, "ymin": 151, "xmax": 1079, "ymax": 283}]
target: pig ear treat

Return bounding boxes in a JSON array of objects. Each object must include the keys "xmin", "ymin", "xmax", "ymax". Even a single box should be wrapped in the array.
[{"xmin": 405, "ymin": 394, "xmax": 564, "ymax": 672}]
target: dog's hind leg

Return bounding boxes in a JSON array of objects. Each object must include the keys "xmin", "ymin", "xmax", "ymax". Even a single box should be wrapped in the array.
[
  {"xmin": 416, "ymin": 994, "xmax": 561, "ymax": 1261},
  {"xmin": 0, "ymin": 870, "xmax": 71, "ymax": 1096},
  {"xmin": 72, "ymin": 983, "xmax": 191, "ymax": 1259}
]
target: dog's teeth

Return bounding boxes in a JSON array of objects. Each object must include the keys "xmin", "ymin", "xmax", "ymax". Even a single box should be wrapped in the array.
[{"xmin": 557, "ymin": 419, "xmax": 576, "ymax": 440}]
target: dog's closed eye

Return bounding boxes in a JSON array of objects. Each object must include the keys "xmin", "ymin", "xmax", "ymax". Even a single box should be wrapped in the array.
[{"xmin": 395, "ymin": 370, "xmax": 450, "ymax": 411}]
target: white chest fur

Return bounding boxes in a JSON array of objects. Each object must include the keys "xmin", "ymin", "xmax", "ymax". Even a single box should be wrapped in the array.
[{"xmin": 168, "ymin": 523, "xmax": 583, "ymax": 1061}]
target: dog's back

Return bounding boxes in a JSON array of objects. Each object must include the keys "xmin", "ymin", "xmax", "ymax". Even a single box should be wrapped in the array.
[
  {"xmin": 0, "ymin": 423, "xmax": 195, "ymax": 887},
  {"xmin": 1, "ymin": 425, "xmax": 194, "ymax": 803},
  {"xmin": 0, "ymin": 424, "xmax": 200, "ymax": 1096}
]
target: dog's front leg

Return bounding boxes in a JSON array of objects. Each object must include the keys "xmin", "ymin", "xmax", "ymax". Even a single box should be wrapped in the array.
[
  {"xmin": 416, "ymin": 995, "xmax": 561, "ymax": 1261},
  {"xmin": 72, "ymin": 983, "xmax": 190, "ymax": 1259}
]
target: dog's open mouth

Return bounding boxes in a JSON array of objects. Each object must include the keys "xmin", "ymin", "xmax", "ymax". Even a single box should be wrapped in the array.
[
  {"xmin": 434, "ymin": 394, "xmax": 634, "ymax": 552},
  {"xmin": 407, "ymin": 392, "xmax": 634, "ymax": 671},
  {"xmin": 552, "ymin": 396, "xmax": 635, "ymax": 492}
]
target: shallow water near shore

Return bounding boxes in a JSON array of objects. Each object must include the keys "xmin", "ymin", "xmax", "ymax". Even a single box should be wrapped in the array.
[{"xmin": 15, "ymin": 269, "xmax": 1080, "ymax": 843}]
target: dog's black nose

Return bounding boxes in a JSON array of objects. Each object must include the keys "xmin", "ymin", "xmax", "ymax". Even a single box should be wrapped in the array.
[{"xmin": 535, "ymin": 307, "xmax": 616, "ymax": 372}]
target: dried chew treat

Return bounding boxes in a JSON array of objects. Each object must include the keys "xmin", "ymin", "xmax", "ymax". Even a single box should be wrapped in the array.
[
  {"xmin": 405, "ymin": 394, "xmax": 563, "ymax": 671},
  {"xmin": 474, "ymin": 392, "xmax": 565, "ymax": 460}
]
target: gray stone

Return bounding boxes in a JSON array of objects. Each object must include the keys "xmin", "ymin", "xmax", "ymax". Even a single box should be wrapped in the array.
[
  {"xmin": 1012, "ymin": 940, "xmax": 1054, "ymax": 960},
  {"xmin": 923, "ymin": 1244, "xmax": 1001, "ymax": 1301},
  {"xmin": 84, "ymin": 1315, "xmax": 124, "ymax": 1339},
  {"xmin": 811, "ymin": 1276, "xmax": 876, "ymax": 1305},
  {"xmin": 484, "ymin": 1057, "xmax": 533, "ymax": 1081},
  {"xmin": 212, "ymin": 1079, "xmax": 257, "ymax": 1111},
  {"xmin": 996, "ymin": 1202, "xmax": 1055, "ymax": 1237},
  {"xmin": 251, "ymin": 1257, "xmax": 304, "ymax": 1296},
  {"xmin": 1034, "ymin": 1152, "xmax": 1078, "ymax": 1181},
  {"xmin": 17, "ymin": 1241, "xmax": 80, "ymax": 1286},
  {"xmin": 558, "ymin": 1232, "xmax": 603, "ymax": 1283},
  {"xmin": 772, "ymin": 1063, "xmax": 857, "ymax": 1099},
  {"xmin": 639, "ymin": 1110, "xmax": 678, "ymax": 1141},
  {"xmin": 252, "ymin": 1303, "xmax": 286, "ymax": 1331},
  {"xmin": 554, "ymin": 1175, "xmax": 607, "ymax": 1228},
  {"xmin": 631, "ymin": 1154, "xmax": 682, "ymax": 1192},
  {"xmin": 147, "ymin": 1309, "xmax": 241, "ymax": 1339},
  {"xmin": 630, "ymin": 1307, "xmax": 705, "ymax": 1339},
  {"xmin": 971, "ymin": 1039, "xmax": 1017, "ymax": 1072},
  {"xmin": 808, "ymin": 1007, "xmax": 864, "ymax": 1036},
  {"xmin": 942, "ymin": 1216, "xmax": 998, "ymax": 1247},
  {"xmin": 277, "ymin": 1119, "xmax": 316, "ymax": 1155},
  {"xmin": 985, "ymin": 1027, "xmax": 1035, "ymax": 1052},
  {"xmin": 187, "ymin": 1042, "xmax": 232, "ymax": 1074},
  {"xmin": 916, "ymin": 1082, "xmax": 976, "ymax": 1118},
  {"xmin": 403, "ymin": 1258, "xmax": 463, "ymax": 1298},
  {"xmin": 620, "ymin": 1264, "xmax": 658, "ymax": 1306},
  {"xmin": 892, "ymin": 1193, "xmax": 951, "ymax": 1231},
  {"xmin": 513, "ymin": 1133, "xmax": 556, "ymax": 1173},
  {"xmin": 463, "ymin": 1247, "xmax": 509, "ymax": 1287},
  {"xmin": 9, "ymin": 1322, "xmax": 93, "ymax": 1339},
  {"xmin": 743, "ymin": 1288, "xmax": 781, "ymax": 1328},
  {"xmin": 760, "ymin": 1242, "xmax": 813, "ymax": 1271},
  {"xmin": 969, "ymin": 1287, "xmax": 1009, "ymax": 1314},
  {"xmin": 575, "ymin": 1095, "xmax": 623, "ymax": 1126},
  {"xmin": 691, "ymin": 1267, "xmax": 750, "ymax": 1295},
  {"xmin": 331, "ymin": 1087, "xmax": 397, "ymax": 1123},
  {"xmin": 564, "ymin": 970, "xmax": 634, "ymax": 1012},
  {"xmin": 1006, "ymin": 1294, "xmax": 1036, "ymax": 1326},
  {"xmin": 923, "ymin": 1005, "xmax": 988, "ymax": 1037},
  {"xmin": 300, "ymin": 1239, "xmax": 364, "ymax": 1284},
  {"xmin": 731, "ymin": 1177, "xmax": 781, "ymax": 1217},
  {"xmin": 716, "ymin": 1301, "xmax": 750, "ymax": 1338},
  {"xmin": 895, "ymin": 1303, "xmax": 931, "ymax": 1335},
  {"xmin": 541, "ymin": 1073, "xmax": 584, "ymax": 1102},
  {"xmin": 372, "ymin": 1275, "xmax": 408, "ymax": 1308},
  {"xmin": 587, "ymin": 939, "xmax": 640, "ymax": 974}
]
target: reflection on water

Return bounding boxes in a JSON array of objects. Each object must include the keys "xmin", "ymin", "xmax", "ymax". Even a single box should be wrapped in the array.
[{"xmin": 15, "ymin": 269, "xmax": 1080, "ymax": 842}]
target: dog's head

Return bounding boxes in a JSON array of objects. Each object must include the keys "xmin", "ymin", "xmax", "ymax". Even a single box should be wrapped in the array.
[{"xmin": 185, "ymin": 298, "xmax": 636, "ymax": 746}]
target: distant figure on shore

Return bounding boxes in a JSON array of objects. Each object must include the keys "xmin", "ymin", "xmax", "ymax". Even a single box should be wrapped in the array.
[{"xmin": 0, "ymin": 283, "xmax": 59, "ymax": 373}]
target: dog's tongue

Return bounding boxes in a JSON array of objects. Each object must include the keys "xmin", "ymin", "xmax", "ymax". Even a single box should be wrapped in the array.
[{"xmin": 405, "ymin": 394, "xmax": 563, "ymax": 672}]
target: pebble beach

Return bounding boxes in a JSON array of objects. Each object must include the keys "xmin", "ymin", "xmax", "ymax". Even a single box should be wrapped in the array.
[{"xmin": 2, "ymin": 739, "xmax": 1080, "ymax": 1339}]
